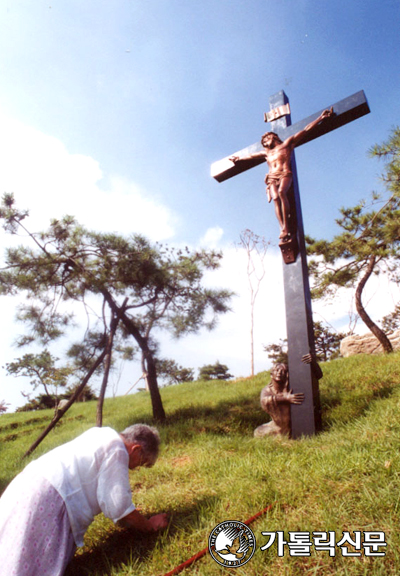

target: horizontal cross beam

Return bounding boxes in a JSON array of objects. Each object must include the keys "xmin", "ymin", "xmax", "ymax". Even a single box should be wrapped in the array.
[{"xmin": 211, "ymin": 90, "xmax": 370, "ymax": 183}]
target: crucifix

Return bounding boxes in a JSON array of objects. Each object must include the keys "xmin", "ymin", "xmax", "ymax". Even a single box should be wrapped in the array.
[{"xmin": 211, "ymin": 90, "xmax": 370, "ymax": 438}]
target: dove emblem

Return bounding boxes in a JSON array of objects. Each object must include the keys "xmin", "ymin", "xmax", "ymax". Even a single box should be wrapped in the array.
[{"xmin": 209, "ymin": 520, "xmax": 255, "ymax": 567}]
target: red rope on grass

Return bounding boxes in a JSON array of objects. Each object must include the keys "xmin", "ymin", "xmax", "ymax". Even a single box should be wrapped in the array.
[{"xmin": 162, "ymin": 503, "xmax": 275, "ymax": 576}]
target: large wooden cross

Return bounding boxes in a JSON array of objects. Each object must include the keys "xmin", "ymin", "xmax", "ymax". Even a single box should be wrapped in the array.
[{"xmin": 211, "ymin": 90, "xmax": 370, "ymax": 438}]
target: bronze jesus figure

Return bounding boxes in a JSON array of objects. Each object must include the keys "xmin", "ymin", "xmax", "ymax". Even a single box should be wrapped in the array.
[{"xmin": 230, "ymin": 108, "xmax": 334, "ymax": 241}]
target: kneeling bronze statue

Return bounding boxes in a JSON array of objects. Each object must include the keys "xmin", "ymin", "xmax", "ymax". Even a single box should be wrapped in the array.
[{"xmin": 254, "ymin": 354, "xmax": 322, "ymax": 438}]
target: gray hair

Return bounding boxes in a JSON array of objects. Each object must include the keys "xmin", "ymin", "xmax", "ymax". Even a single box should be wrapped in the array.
[{"xmin": 120, "ymin": 423, "xmax": 160, "ymax": 467}]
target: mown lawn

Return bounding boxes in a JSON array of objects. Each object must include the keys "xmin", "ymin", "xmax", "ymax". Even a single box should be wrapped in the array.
[{"xmin": 1, "ymin": 352, "xmax": 400, "ymax": 575}]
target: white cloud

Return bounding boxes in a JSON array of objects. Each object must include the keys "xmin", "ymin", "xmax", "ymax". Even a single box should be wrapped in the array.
[
  {"xmin": 0, "ymin": 112, "xmax": 178, "ymax": 410},
  {"xmin": 158, "ymin": 244, "xmax": 286, "ymax": 378},
  {"xmin": 0, "ymin": 111, "xmax": 177, "ymax": 240},
  {"xmin": 91, "ymin": 175, "xmax": 178, "ymax": 240},
  {"xmin": 199, "ymin": 226, "xmax": 224, "ymax": 248}
]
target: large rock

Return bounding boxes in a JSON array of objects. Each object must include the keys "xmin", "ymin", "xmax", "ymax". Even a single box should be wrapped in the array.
[{"xmin": 340, "ymin": 330, "xmax": 400, "ymax": 357}]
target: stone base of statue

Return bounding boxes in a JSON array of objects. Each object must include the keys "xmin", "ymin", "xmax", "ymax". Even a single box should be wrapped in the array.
[{"xmin": 254, "ymin": 421, "xmax": 284, "ymax": 438}]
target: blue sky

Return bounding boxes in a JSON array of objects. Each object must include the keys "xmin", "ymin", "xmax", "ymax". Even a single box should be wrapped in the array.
[{"xmin": 0, "ymin": 0, "xmax": 399, "ymax": 409}]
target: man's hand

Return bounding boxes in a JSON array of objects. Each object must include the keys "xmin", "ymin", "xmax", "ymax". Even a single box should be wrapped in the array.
[
  {"xmin": 119, "ymin": 509, "xmax": 169, "ymax": 533},
  {"xmin": 229, "ymin": 155, "xmax": 239, "ymax": 163},
  {"xmin": 148, "ymin": 513, "xmax": 169, "ymax": 532}
]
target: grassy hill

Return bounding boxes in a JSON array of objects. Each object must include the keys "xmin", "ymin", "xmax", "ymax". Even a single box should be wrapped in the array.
[{"xmin": 1, "ymin": 353, "xmax": 400, "ymax": 575}]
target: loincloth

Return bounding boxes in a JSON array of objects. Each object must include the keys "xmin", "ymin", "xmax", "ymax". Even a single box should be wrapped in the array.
[{"xmin": 265, "ymin": 170, "xmax": 292, "ymax": 187}]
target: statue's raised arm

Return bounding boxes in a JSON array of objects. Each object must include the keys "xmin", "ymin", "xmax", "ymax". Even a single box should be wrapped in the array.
[{"xmin": 289, "ymin": 107, "xmax": 334, "ymax": 148}]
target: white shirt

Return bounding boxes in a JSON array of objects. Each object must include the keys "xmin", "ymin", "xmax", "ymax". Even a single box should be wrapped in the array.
[{"xmin": 25, "ymin": 427, "xmax": 135, "ymax": 546}]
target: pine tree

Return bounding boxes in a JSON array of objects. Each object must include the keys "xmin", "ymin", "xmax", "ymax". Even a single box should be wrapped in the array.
[
  {"xmin": 306, "ymin": 128, "xmax": 400, "ymax": 353},
  {"xmin": 0, "ymin": 194, "xmax": 232, "ymax": 427},
  {"xmin": 198, "ymin": 361, "xmax": 233, "ymax": 381}
]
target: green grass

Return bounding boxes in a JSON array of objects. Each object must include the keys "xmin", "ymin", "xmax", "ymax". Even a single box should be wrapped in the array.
[{"xmin": 1, "ymin": 353, "xmax": 400, "ymax": 575}]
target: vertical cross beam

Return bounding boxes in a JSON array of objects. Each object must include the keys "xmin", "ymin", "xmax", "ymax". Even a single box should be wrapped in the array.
[{"xmin": 268, "ymin": 91, "xmax": 320, "ymax": 437}]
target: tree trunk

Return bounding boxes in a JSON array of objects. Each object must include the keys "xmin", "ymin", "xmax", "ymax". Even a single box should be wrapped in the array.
[
  {"xmin": 101, "ymin": 290, "xmax": 166, "ymax": 422},
  {"xmin": 125, "ymin": 330, "xmax": 165, "ymax": 421},
  {"xmin": 96, "ymin": 316, "xmax": 118, "ymax": 427},
  {"xmin": 96, "ymin": 349, "xmax": 112, "ymax": 427},
  {"xmin": 141, "ymin": 353, "xmax": 149, "ymax": 392},
  {"xmin": 141, "ymin": 346, "xmax": 166, "ymax": 422},
  {"xmin": 355, "ymin": 255, "xmax": 393, "ymax": 353},
  {"xmin": 96, "ymin": 298, "xmax": 127, "ymax": 426},
  {"xmin": 250, "ymin": 303, "xmax": 255, "ymax": 376},
  {"xmin": 23, "ymin": 348, "xmax": 108, "ymax": 459}
]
